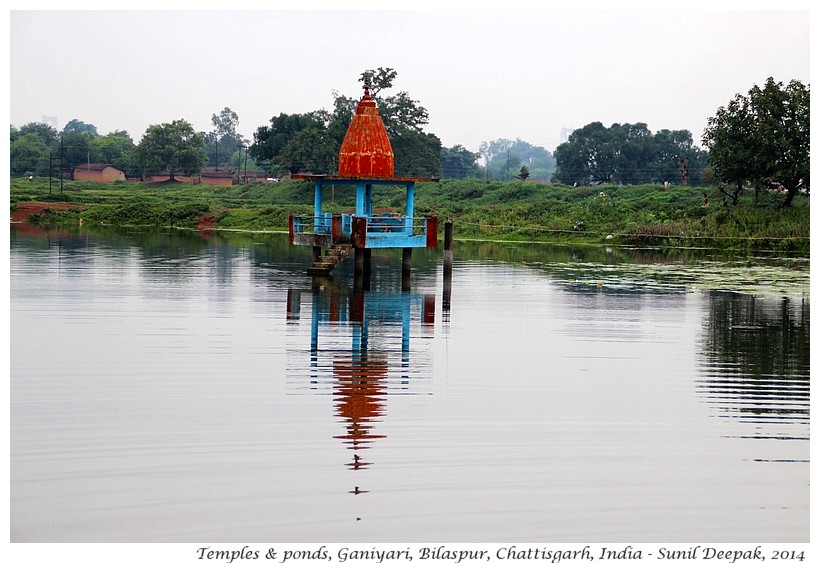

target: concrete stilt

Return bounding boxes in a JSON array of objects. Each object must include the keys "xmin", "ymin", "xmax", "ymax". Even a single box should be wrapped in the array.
[
  {"xmin": 402, "ymin": 247, "xmax": 412, "ymax": 291},
  {"xmin": 442, "ymin": 222, "xmax": 453, "ymax": 319},
  {"xmin": 363, "ymin": 249, "xmax": 372, "ymax": 291},
  {"xmin": 354, "ymin": 248, "xmax": 366, "ymax": 292}
]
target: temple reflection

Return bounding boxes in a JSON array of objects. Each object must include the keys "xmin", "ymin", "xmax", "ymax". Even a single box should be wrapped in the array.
[{"xmin": 287, "ymin": 282, "xmax": 436, "ymax": 494}]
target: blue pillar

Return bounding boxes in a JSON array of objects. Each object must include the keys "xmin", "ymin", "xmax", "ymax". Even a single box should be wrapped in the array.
[
  {"xmin": 310, "ymin": 292, "xmax": 320, "ymax": 367},
  {"xmin": 313, "ymin": 182, "xmax": 323, "ymax": 228},
  {"xmin": 405, "ymin": 182, "xmax": 415, "ymax": 233},
  {"xmin": 365, "ymin": 184, "xmax": 373, "ymax": 217},
  {"xmin": 401, "ymin": 296, "xmax": 410, "ymax": 368},
  {"xmin": 355, "ymin": 182, "xmax": 366, "ymax": 216}
]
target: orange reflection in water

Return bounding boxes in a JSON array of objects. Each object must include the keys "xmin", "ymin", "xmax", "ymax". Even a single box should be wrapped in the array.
[
  {"xmin": 289, "ymin": 285, "xmax": 436, "ymax": 495},
  {"xmin": 332, "ymin": 355, "xmax": 389, "ymax": 469}
]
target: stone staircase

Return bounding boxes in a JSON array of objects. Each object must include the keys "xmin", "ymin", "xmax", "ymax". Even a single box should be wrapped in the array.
[{"xmin": 306, "ymin": 244, "xmax": 354, "ymax": 276}]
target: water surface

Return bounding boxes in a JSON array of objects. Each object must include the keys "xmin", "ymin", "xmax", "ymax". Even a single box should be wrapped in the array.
[{"xmin": 10, "ymin": 227, "xmax": 809, "ymax": 542}]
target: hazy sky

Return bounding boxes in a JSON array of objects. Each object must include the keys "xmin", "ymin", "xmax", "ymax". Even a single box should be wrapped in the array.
[{"xmin": 9, "ymin": 6, "xmax": 812, "ymax": 153}]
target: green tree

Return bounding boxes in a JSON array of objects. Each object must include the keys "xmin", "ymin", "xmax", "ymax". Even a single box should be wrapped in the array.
[
  {"xmin": 479, "ymin": 138, "xmax": 555, "ymax": 180},
  {"xmin": 91, "ymin": 131, "xmax": 138, "ymax": 176},
  {"xmin": 334, "ymin": 67, "xmax": 441, "ymax": 176},
  {"xmin": 18, "ymin": 122, "xmax": 59, "ymax": 148},
  {"xmin": 59, "ymin": 130, "xmax": 97, "ymax": 176},
  {"xmin": 515, "ymin": 165, "xmax": 530, "ymax": 181},
  {"xmin": 10, "ymin": 133, "xmax": 50, "ymax": 176},
  {"xmin": 441, "ymin": 145, "xmax": 481, "ymax": 179},
  {"xmin": 554, "ymin": 122, "xmax": 705, "ymax": 186},
  {"xmin": 276, "ymin": 126, "xmax": 338, "ymax": 173},
  {"xmin": 653, "ymin": 129, "xmax": 702, "ymax": 183},
  {"xmin": 250, "ymin": 68, "xmax": 441, "ymax": 176},
  {"xmin": 63, "ymin": 119, "xmax": 99, "ymax": 136},
  {"xmin": 392, "ymin": 128, "xmax": 441, "ymax": 177},
  {"xmin": 702, "ymin": 77, "xmax": 810, "ymax": 207},
  {"xmin": 553, "ymin": 122, "xmax": 608, "ymax": 185},
  {"xmin": 205, "ymin": 107, "xmax": 244, "ymax": 170},
  {"xmin": 251, "ymin": 111, "xmax": 331, "ymax": 174},
  {"xmin": 137, "ymin": 119, "xmax": 208, "ymax": 181}
]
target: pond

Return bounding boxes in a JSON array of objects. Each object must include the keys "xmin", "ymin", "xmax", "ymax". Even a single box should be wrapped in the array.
[{"xmin": 9, "ymin": 226, "xmax": 809, "ymax": 543}]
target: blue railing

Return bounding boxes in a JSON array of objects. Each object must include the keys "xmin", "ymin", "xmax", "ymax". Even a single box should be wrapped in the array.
[{"xmin": 290, "ymin": 213, "xmax": 437, "ymax": 249}]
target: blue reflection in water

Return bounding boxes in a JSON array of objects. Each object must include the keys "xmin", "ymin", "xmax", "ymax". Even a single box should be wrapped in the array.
[
  {"xmin": 286, "ymin": 282, "xmax": 436, "ymax": 494},
  {"xmin": 10, "ymin": 227, "xmax": 810, "ymax": 542}
]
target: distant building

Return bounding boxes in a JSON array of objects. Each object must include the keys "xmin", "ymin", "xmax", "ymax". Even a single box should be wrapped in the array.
[
  {"xmin": 147, "ymin": 172, "xmax": 197, "ymax": 183},
  {"xmin": 238, "ymin": 170, "xmax": 266, "ymax": 183},
  {"xmin": 147, "ymin": 168, "xmax": 233, "ymax": 185},
  {"xmin": 74, "ymin": 163, "xmax": 126, "ymax": 183},
  {"xmin": 199, "ymin": 169, "xmax": 234, "ymax": 186}
]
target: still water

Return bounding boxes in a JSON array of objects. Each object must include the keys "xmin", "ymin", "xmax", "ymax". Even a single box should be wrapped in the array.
[{"xmin": 10, "ymin": 227, "xmax": 809, "ymax": 543}]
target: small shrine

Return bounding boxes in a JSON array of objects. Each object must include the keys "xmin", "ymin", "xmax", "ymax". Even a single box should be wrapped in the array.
[{"xmin": 289, "ymin": 88, "xmax": 439, "ymax": 279}]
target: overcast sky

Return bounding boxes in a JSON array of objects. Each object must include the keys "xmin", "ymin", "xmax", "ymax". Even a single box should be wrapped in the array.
[{"xmin": 9, "ymin": 5, "xmax": 812, "ymax": 153}]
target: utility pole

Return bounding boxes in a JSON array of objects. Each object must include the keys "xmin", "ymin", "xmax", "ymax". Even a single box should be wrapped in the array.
[
  {"xmin": 59, "ymin": 137, "xmax": 64, "ymax": 194},
  {"xmin": 505, "ymin": 149, "xmax": 510, "ymax": 180},
  {"xmin": 243, "ymin": 143, "xmax": 249, "ymax": 184}
]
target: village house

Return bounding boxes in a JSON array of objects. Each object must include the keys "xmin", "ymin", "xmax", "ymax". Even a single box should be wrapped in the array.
[
  {"xmin": 73, "ymin": 163, "xmax": 126, "ymax": 183},
  {"xmin": 147, "ymin": 168, "xmax": 235, "ymax": 185},
  {"xmin": 199, "ymin": 168, "xmax": 234, "ymax": 186}
]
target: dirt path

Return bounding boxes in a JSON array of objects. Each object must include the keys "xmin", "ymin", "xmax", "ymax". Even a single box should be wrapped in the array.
[{"xmin": 11, "ymin": 202, "xmax": 87, "ymax": 224}]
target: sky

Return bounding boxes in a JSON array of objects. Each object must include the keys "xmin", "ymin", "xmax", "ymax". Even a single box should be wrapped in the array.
[{"xmin": 8, "ymin": 4, "xmax": 813, "ymax": 154}]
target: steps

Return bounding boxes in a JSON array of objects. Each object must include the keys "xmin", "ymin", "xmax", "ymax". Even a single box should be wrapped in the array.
[{"xmin": 307, "ymin": 244, "xmax": 353, "ymax": 276}]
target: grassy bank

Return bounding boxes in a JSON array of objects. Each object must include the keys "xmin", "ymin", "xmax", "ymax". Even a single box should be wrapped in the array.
[{"xmin": 10, "ymin": 177, "xmax": 809, "ymax": 253}]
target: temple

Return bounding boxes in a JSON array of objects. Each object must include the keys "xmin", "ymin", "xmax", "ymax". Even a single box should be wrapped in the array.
[{"xmin": 289, "ymin": 88, "xmax": 439, "ymax": 279}]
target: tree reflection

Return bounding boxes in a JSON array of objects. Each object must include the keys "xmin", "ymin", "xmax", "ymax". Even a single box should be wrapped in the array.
[{"xmin": 698, "ymin": 292, "xmax": 809, "ymax": 450}]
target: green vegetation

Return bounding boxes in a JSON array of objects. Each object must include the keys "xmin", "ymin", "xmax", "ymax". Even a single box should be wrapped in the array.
[
  {"xmin": 8, "ymin": 74, "xmax": 810, "ymax": 255},
  {"xmin": 554, "ymin": 122, "xmax": 707, "ymax": 186},
  {"xmin": 702, "ymin": 77, "xmax": 810, "ymax": 208},
  {"xmin": 11, "ymin": 176, "xmax": 809, "ymax": 254}
]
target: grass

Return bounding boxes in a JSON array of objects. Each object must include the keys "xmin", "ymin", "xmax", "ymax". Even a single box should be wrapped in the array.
[{"xmin": 10, "ymin": 176, "xmax": 809, "ymax": 254}]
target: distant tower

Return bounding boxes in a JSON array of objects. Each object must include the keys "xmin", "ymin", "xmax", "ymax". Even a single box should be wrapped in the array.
[
  {"xmin": 560, "ymin": 127, "xmax": 574, "ymax": 144},
  {"xmin": 42, "ymin": 115, "xmax": 59, "ymax": 130}
]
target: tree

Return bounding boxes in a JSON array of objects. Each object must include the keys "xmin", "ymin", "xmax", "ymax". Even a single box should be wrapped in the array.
[
  {"xmin": 479, "ymin": 138, "xmax": 555, "ymax": 180},
  {"xmin": 392, "ymin": 128, "xmax": 441, "ymax": 177},
  {"xmin": 18, "ymin": 122, "xmax": 59, "ymax": 148},
  {"xmin": 211, "ymin": 107, "xmax": 239, "ymax": 139},
  {"xmin": 59, "ymin": 130, "xmax": 96, "ymax": 175},
  {"xmin": 332, "ymin": 67, "xmax": 441, "ymax": 176},
  {"xmin": 552, "ymin": 122, "xmax": 609, "ymax": 185},
  {"xmin": 91, "ymin": 130, "xmax": 138, "ymax": 176},
  {"xmin": 441, "ymin": 145, "xmax": 481, "ymax": 179},
  {"xmin": 63, "ymin": 119, "xmax": 99, "ymax": 137},
  {"xmin": 206, "ymin": 107, "xmax": 244, "ymax": 170},
  {"xmin": 702, "ymin": 77, "xmax": 810, "ymax": 207},
  {"xmin": 250, "ymin": 68, "xmax": 442, "ymax": 177},
  {"xmin": 10, "ymin": 133, "xmax": 50, "ymax": 176},
  {"xmin": 654, "ymin": 129, "xmax": 702, "ymax": 184},
  {"xmin": 251, "ymin": 111, "xmax": 331, "ymax": 174},
  {"xmin": 553, "ymin": 122, "xmax": 705, "ymax": 186},
  {"xmin": 276, "ymin": 127, "xmax": 338, "ymax": 174},
  {"xmin": 137, "ymin": 120, "xmax": 208, "ymax": 181},
  {"xmin": 515, "ymin": 165, "xmax": 530, "ymax": 181}
]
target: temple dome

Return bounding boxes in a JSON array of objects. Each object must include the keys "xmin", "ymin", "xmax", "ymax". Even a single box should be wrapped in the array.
[{"xmin": 338, "ymin": 89, "xmax": 394, "ymax": 178}]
